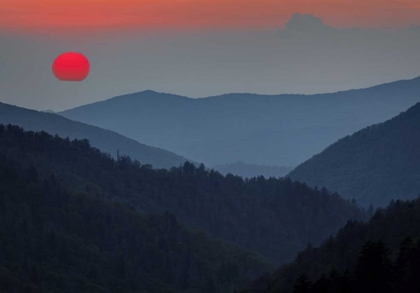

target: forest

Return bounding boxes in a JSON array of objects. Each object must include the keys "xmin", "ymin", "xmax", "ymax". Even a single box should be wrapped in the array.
[
  {"xmin": 5, "ymin": 124, "xmax": 420, "ymax": 293},
  {"xmin": 0, "ymin": 124, "xmax": 367, "ymax": 265},
  {"xmin": 0, "ymin": 148, "xmax": 272, "ymax": 293},
  {"xmin": 290, "ymin": 101, "xmax": 420, "ymax": 208},
  {"xmin": 239, "ymin": 197, "xmax": 420, "ymax": 293},
  {"xmin": 0, "ymin": 102, "xmax": 188, "ymax": 169}
]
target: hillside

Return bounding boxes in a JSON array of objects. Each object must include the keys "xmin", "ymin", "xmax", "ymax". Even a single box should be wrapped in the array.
[
  {"xmin": 60, "ymin": 77, "xmax": 420, "ymax": 166},
  {"xmin": 0, "ymin": 102, "xmax": 190, "ymax": 169},
  {"xmin": 290, "ymin": 102, "xmax": 420, "ymax": 208},
  {"xmin": 0, "ymin": 152, "xmax": 272, "ymax": 293},
  {"xmin": 239, "ymin": 197, "xmax": 420, "ymax": 293},
  {"xmin": 212, "ymin": 161, "xmax": 292, "ymax": 179},
  {"xmin": 0, "ymin": 124, "xmax": 367, "ymax": 265}
]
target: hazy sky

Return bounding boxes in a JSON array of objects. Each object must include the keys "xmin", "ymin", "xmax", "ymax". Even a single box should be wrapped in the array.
[
  {"xmin": 1, "ymin": 1, "xmax": 420, "ymax": 111},
  {"xmin": 3, "ymin": 0, "xmax": 420, "ymax": 30}
]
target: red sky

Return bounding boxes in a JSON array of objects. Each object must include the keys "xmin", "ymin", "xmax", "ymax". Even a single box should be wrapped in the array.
[{"xmin": 2, "ymin": 0, "xmax": 420, "ymax": 33}]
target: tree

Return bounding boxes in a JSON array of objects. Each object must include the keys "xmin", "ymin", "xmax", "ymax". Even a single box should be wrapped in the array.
[
  {"xmin": 311, "ymin": 274, "xmax": 329, "ymax": 293},
  {"xmin": 293, "ymin": 274, "xmax": 312, "ymax": 293},
  {"xmin": 367, "ymin": 204, "xmax": 374, "ymax": 217},
  {"xmin": 30, "ymin": 265, "xmax": 39, "ymax": 285},
  {"xmin": 355, "ymin": 240, "xmax": 393, "ymax": 293}
]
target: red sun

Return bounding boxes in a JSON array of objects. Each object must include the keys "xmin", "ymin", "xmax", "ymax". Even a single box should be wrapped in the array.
[{"xmin": 52, "ymin": 52, "xmax": 90, "ymax": 82}]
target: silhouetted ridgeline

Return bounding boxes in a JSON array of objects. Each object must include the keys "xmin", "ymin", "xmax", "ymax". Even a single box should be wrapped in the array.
[
  {"xmin": 0, "ymin": 102, "xmax": 190, "ymax": 169},
  {"xmin": 60, "ymin": 77, "xmax": 420, "ymax": 166},
  {"xmin": 239, "ymin": 197, "xmax": 420, "ymax": 293},
  {"xmin": 0, "ymin": 153, "xmax": 272, "ymax": 293},
  {"xmin": 290, "ymin": 102, "xmax": 420, "ymax": 208},
  {"xmin": 0, "ymin": 124, "xmax": 367, "ymax": 265}
]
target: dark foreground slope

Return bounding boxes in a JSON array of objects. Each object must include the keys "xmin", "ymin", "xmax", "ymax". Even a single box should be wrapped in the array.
[
  {"xmin": 0, "ymin": 125, "xmax": 367, "ymax": 265},
  {"xmin": 290, "ymin": 102, "xmax": 420, "ymax": 208},
  {"xmin": 0, "ymin": 102, "xmax": 190, "ymax": 169},
  {"xmin": 240, "ymin": 197, "xmax": 420, "ymax": 293},
  {"xmin": 0, "ymin": 149, "xmax": 271, "ymax": 293},
  {"xmin": 60, "ymin": 77, "xmax": 420, "ymax": 166}
]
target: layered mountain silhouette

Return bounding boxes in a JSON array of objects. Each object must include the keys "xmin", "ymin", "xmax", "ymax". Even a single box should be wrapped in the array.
[
  {"xmin": 60, "ymin": 77, "xmax": 420, "ymax": 167},
  {"xmin": 0, "ymin": 102, "xmax": 190, "ymax": 169},
  {"xmin": 0, "ymin": 124, "xmax": 367, "ymax": 265},
  {"xmin": 290, "ymin": 102, "xmax": 420, "ymax": 208},
  {"xmin": 0, "ymin": 127, "xmax": 272, "ymax": 293},
  {"xmin": 239, "ymin": 197, "xmax": 420, "ymax": 293}
]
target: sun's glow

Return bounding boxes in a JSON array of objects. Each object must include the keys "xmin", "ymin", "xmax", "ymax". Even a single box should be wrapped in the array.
[{"xmin": 1, "ymin": 0, "xmax": 420, "ymax": 33}]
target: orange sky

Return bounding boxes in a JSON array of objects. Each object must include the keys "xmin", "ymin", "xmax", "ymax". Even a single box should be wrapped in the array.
[{"xmin": 2, "ymin": 0, "xmax": 420, "ymax": 33}]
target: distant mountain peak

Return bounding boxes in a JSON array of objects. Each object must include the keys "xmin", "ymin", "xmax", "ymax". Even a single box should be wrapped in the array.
[
  {"xmin": 60, "ymin": 76, "xmax": 420, "ymax": 168},
  {"xmin": 138, "ymin": 90, "xmax": 159, "ymax": 94},
  {"xmin": 107, "ymin": 89, "xmax": 192, "ymax": 103}
]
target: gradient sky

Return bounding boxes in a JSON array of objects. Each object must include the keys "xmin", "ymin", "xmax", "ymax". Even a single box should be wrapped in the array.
[
  {"xmin": 1, "ymin": 1, "xmax": 420, "ymax": 111},
  {"xmin": 2, "ymin": 0, "xmax": 420, "ymax": 32}
]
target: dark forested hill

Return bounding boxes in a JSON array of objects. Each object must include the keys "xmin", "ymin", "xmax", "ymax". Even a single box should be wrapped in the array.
[
  {"xmin": 212, "ymin": 161, "xmax": 292, "ymax": 179},
  {"xmin": 0, "ymin": 125, "xmax": 367, "ymax": 265},
  {"xmin": 0, "ymin": 153, "xmax": 271, "ymax": 293},
  {"xmin": 239, "ymin": 197, "xmax": 420, "ymax": 293},
  {"xmin": 290, "ymin": 102, "xmax": 420, "ymax": 208},
  {"xmin": 0, "ymin": 102, "xmax": 190, "ymax": 169},
  {"xmin": 60, "ymin": 77, "xmax": 420, "ymax": 166}
]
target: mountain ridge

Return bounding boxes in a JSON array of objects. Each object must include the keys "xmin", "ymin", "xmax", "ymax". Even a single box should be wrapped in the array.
[
  {"xmin": 62, "ymin": 76, "xmax": 420, "ymax": 107},
  {"xmin": 0, "ymin": 124, "xmax": 367, "ymax": 265},
  {"xmin": 59, "ymin": 76, "xmax": 420, "ymax": 166},
  {"xmin": 0, "ymin": 102, "xmax": 191, "ymax": 169},
  {"xmin": 0, "ymin": 136, "xmax": 272, "ymax": 293},
  {"xmin": 290, "ymin": 101, "xmax": 420, "ymax": 208},
  {"xmin": 239, "ymin": 196, "xmax": 420, "ymax": 293}
]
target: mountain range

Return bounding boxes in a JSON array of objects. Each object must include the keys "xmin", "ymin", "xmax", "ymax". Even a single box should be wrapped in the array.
[
  {"xmin": 290, "ymin": 101, "xmax": 420, "ymax": 208},
  {"xmin": 239, "ymin": 197, "xmax": 420, "ymax": 293},
  {"xmin": 0, "ymin": 102, "xmax": 190, "ymax": 169},
  {"xmin": 0, "ymin": 133, "xmax": 272, "ymax": 293},
  {"xmin": 60, "ymin": 76, "xmax": 420, "ymax": 167},
  {"xmin": 3, "ymin": 76, "xmax": 420, "ymax": 293},
  {"xmin": 0, "ymin": 124, "xmax": 367, "ymax": 265}
]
